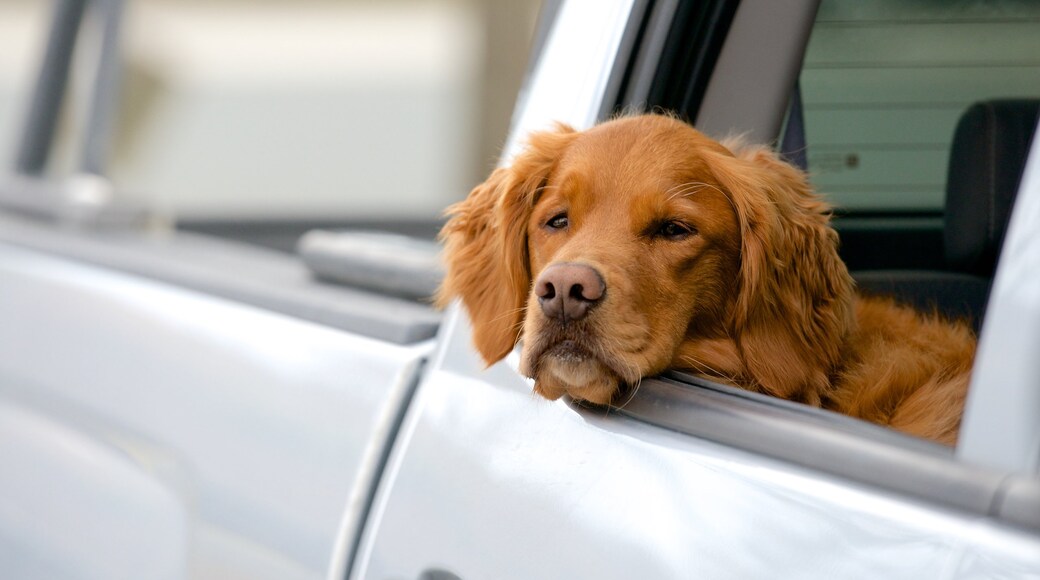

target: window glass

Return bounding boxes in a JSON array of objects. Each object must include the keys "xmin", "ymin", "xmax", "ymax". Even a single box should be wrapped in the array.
[{"xmin": 800, "ymin": 0, "xmax": 1040, "ymax": 212}]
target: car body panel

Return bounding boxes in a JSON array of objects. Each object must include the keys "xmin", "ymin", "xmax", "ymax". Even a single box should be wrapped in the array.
[
  {"xmin": 0, "ymin": 244, "xmax": 432, "ymax": 578},
  {"xmin": 0, "ymin": 398, "xmax": 187, "ymax": 580},
  {"xmin": 696, "ymin": 0, "xmax": 820, "ymax": 142},
  {"xmin": 353, "ymin": 313, "xmax": 1040, "ymax": 580},
  {"xmin": 502, "ymin": 0, "xmax": 640, "ymax": 160},
  {"xmin": 959, "ymin": 114, "xmax": 1040, "ymax": 475}
]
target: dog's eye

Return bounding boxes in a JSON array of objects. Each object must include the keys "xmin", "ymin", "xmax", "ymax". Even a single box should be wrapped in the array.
[
  {"xmin": 655, "ymin": 220, "xmax": 696, "ymax": 240},
  {"xmin": 545, "ymin": 212, "xmax": 569, "ymax": 230}
]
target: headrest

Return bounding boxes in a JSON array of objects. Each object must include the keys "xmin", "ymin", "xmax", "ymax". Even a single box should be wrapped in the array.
[{"xmin": 945, "ymin": 99, "xmax": 1040, "ymax": 276}]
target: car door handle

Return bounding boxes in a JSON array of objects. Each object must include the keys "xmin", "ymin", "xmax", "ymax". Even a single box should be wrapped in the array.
[{"xmin": 418, "ymin": 568, "xmax": 461, "ymax": 580}]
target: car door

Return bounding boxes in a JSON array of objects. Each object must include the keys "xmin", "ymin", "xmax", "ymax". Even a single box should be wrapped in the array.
[
  {"xmin": 350, "ymin": 2, "xmax": 1040, "ymax": 579},
  {"xmin": 0, "ymin": 2, "xmax": 440, "ymax": 578}
]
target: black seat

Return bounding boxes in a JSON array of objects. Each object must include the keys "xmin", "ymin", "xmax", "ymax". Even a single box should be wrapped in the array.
[{"xmin": 854, "ymin": 99, "xmax": 1040, "ymax": 331}]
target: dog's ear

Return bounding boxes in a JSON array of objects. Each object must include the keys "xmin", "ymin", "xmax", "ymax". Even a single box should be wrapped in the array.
[
  {"xmin": 437, "ymin": 124, "xmax": 578, "ymax": 365},
  {"xmin": 708, "ymin": 143, "xmax": 854, "ymax": 405}
]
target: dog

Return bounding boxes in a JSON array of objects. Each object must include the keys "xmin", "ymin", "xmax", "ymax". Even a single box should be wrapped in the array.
[{"xmin": 437, "ymin": 114, "xmax": 975, "ymax": 445}]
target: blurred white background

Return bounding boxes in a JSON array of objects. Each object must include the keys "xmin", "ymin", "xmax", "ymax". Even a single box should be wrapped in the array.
[{"xmin": 0, "ymin": 0, "xmax": 542, "ymax": 222}]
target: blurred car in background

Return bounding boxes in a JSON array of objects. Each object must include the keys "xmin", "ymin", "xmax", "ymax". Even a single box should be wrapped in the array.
[{"xmin": 1, "ymin": 1, "xmax": 1038, "ymax": 579}]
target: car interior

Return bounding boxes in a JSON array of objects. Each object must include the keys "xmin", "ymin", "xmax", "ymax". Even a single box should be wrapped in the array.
[{"xmin": 851, "ymin": 99, "xmax": 1040, "ymax": 332}]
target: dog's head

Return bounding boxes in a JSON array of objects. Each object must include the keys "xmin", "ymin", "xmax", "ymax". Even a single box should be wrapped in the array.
[{"xmin": 439, "ymin": 114, "xmax": 853, "ymax": 406}]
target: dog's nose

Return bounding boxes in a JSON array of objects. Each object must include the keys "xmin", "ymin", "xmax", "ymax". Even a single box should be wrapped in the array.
[{"xmin": 535, "ymin": 263, "xmax": 605, "ymax": 322}]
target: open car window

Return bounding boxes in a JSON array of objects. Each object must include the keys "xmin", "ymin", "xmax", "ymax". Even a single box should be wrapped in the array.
[{"xmin": 600, "ymin": 0, "xmax": 1040, "ymax": 529}]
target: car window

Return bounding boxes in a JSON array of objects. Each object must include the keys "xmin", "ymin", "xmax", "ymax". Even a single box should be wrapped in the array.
[
  {"xmin": 799, "ymin": 0, "xmax": 1040, "ymax": 212},
  {"xmin": 607, "ymin": 0, "xmax": 1040, "ymax": 527}
]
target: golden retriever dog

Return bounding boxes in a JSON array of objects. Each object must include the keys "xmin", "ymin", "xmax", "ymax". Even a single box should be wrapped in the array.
[{"xmin": 438, "ymin": 114, "xmax": 975, "ymax": 445}]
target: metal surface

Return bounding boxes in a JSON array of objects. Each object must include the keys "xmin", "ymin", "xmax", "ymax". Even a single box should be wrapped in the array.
[
  {"xmin": 696, "ymin": 0, "xmax": 821, "ymax": 142},
  {"xmin": 620, "ymin": 0, "xmax": 678, "ymax": 109},
  {"xmin": 13, "ymin": 0, "xmax": 85, "ymax": 175},
  {"xmin": 0, "ymin": 174, "xmax": 148, "ymax": 227},
  {"xmin": 0, "ymin": 245, "xmax": 433, "ymax": 578},
  {"xmin": 596, "ymin": 0, "xmax": 650, "ymax": 120},
  {"xmin": 958, "ymin": 115, "xmax": 1040, "ymax": 475},
  {"xmin": 354, "ymin": 318, "xmax": 1040, "ymax": 578},
  {"xmin": 13, "ymin": 0, "xmax": 125, "ymax": 177},
  {"xmin": 296, "ymin": 230, "xmax": 443, "ymax": 301},
  {"xmin": 80, "ymin": 0, "xmax": 124, "ymax": 176},
  {"xmin": 0, "ymin": 214, "xmax": 441, "ymax": 344},
  {"xmin": 501, "ymin": 0, "xmax": 639, "ymax": 160},
  {"xmin": 2, "ymin": 0, "xmax": 139, "ymax": 227},
  {"xmin": 0, "ymin": 399, "xmax": 187, "ymax": 579},
  {"xmin": 620, "ymin": 375, "xmax": 1037, "ymax": 529}
]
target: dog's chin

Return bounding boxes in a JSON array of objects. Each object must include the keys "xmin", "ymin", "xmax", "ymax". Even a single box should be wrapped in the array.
[{"xmin": 522, "ymin": 340, "xmax": 623, "ymax": 405}]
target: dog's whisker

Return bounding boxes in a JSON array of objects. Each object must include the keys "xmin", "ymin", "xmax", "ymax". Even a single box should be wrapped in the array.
[
  {"xmin": 615, "ymin": 376, "xmax": 643, "ymax": 411},
  {"xmin": 597, "ymin": 334, "xmax": 641, "ymax": 381},
  {"xmin": 677, "ymin": 354, "xmax": 734, "ymax": 382},
  {"xmin": 486, "ymin": 305, "xmax": 527, "ymax": 326},
  {"xmin": 663, "ymin": 180, "xmax": 699, "ymax": 197},
  {"xmin": 665, "ymin": 181, "xmax": 727, "ymax": 203},
  {"xmin": 663, "ymin": 182, "xmax": 705, "ymax": 203}
]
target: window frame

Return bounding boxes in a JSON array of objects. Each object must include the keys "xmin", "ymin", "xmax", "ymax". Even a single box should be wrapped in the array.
[
  {"xmin": 616, "ymin": 374, "xmax": 1037, "ymax": 530},
  {"xmin": 601, "ymin": 0, "xmax": 1040, "ymax": 530}
]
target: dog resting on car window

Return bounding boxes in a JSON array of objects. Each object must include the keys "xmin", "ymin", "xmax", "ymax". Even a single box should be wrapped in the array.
[{"xmin": 437, "ymin": 114, "xmax": 975, "ymax": 445}]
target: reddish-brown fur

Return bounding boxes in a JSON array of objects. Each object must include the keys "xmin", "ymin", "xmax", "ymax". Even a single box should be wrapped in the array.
[{"xmin": 438, "ymin": 114, "xmax": 974, "ymax": 445}]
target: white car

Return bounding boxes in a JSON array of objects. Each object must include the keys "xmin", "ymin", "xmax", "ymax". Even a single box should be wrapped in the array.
[{"xmin": 1, "ymin": 1, "xmax": 1038, "ymax": 579}]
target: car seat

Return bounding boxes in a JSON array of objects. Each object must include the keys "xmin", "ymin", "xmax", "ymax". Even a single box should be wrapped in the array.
[{"xmin": 853, "ymin": 99, "xmax": 1040, "ymax": 332}]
